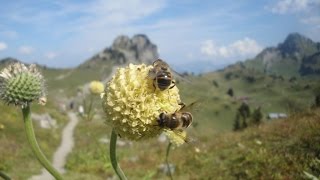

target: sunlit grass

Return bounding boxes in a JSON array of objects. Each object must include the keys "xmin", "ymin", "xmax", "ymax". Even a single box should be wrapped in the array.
[{"xmin": 0, "ymin": 102, "xmax": 67, "ymax": 179}]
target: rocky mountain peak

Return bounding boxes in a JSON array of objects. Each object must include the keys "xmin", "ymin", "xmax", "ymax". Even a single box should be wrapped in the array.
[
  {"xmin": 245, "ymin": 33, "xmax": 320, "ymax": 77},
  {"xmin": 278, "ymin": 33, "xmax": 317, "ymax": 56},
  {"xmin": 81, "ymin": 34, "xmax": 159, "ymax": 68},
  {"xmin": 112, "ymin": 35, "xmax": 131, "ymax": 50}
]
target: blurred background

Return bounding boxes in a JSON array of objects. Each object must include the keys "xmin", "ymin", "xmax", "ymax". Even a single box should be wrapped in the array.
[{"xmin": 0, "ymin": 0, "xmax": 320, "ymax": 179}]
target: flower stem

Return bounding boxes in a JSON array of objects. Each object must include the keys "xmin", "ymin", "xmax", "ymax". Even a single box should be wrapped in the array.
[
  {"xmin": 110, "ymin": 129, "xmax": 127, "ymax": 180},
  {"xmin": 165, "ymin": 142, "xmax": 173, "ymax": 180},
  {"xmin": 87, "ymin": 95, "xmax": 94, "ymax": 121},
  {"xmin": 0, "ymin": 171, "xmax": 11, "ymax": 180},
  {"xmin": 22, "ymin": 105, "xmax": 63, "ymax": 180}
]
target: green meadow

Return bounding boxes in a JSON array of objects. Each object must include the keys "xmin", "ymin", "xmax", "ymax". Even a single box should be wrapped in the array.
[{"xmin": 1, "ymin": 61, "xmax": 319, "ymax": 179}]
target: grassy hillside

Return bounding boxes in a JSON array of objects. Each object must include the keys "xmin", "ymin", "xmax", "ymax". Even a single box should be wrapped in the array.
[
  {"xmin": 61, "ymin": 62, "xmax": 320, "ymax": 179},
  {"xmin": 0, "ymin": 59, "xmax": 114, "ymax": 179},
  {"xmin": 0, "ymin": 102, "xmax": 68, "ymax": 179},
  {"xmin": 1, "ymin": 57, "xmax": 319, "ymax": 179},
  {"xmin": 178, "ymin": 63, "xmax": 318, "ymax": 131},
  {"xmin": 42, "ymin": 61, "xmax": 114, "ymax": 97},
  {"xmin": 64, "ymin": 104, "xmax": 320, "ymax": 179}
]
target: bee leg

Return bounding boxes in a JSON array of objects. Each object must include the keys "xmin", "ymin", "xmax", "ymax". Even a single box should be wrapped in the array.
[
  {"xmin": 153, "ymin": 81, "xmax": 157, "ymax": 92},
  {"xmin": 169, "ymin": 81, "xmax": 176, "ymax": 89},
  {"xmin": 178, "ymin": 102, "xmax": 186, "ymax": 111}
]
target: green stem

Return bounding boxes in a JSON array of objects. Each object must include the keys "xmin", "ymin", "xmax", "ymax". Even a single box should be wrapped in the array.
[
  {"xmin": 84, "ymin": 95, "xmax": 94, "ymax": 121},
  {"xmin": 0, "ymin": 171, "xmax": 11, "ymax": 180},
  {"xmin": 165, "ymin": 142, "xmax": 173, "ymax": 180},
  {"xmin": 22, "ymin": 105, "xmax": 63, "ymax": 180},
  {"xmin": 110, "ymin": 129, "xmax": 127, "ymax": 180},
  {"xmin": 87, "ymin": 95, "xmax": 94, "ymax": 121}
]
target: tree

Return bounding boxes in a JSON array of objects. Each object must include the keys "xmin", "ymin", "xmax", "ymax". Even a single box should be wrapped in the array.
[
  {"xmin": 212, "ymin": 80, "xmax": 219, "ymax": 88},
  {"xmin": 225, "ymin": 72, "xmax": 233, "ymax": 80},
  {"xmin": 227, "ymin": 88, "xmax": 234, "ymax": 97},
  {"xmin": 239, "ymin": 102, "xmax": 250, "ymax": 128},
  {"xmin": 233, "ymin": 113, "xmax": 241, "ymax": 131},
  {"xmin": 315, "ymin": 94, "xmax": 320, "ymax": 107},
  {"xmin": 233, "ymin": 102, "xmax": 251, "ymax": 131},
  {"xmin": 245, "ymin": 75, "xmax": 255, "ymax": 83},
  {"xmin": 251, "ymin": 106, "xmax": 263, "ymax": 125},
  {"xmin": 239, "ymin": 102, "xmax": 250, "ymax": 118}
]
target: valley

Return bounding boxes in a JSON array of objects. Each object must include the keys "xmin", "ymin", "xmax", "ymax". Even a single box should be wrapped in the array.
[{"xmin": 0, "ymin": 33, "xmax": 320, "ymax": 179}]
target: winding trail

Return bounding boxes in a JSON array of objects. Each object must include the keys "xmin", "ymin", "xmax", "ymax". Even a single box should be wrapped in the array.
[
  {"xmin": 30, "ymin": 112, "xmax": 79, "ymax": 180},
  {"xmin": 30, "ymin": 66, "xmax": 118, "ymax": 179}
]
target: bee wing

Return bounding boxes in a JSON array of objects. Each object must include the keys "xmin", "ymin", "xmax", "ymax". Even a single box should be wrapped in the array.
[
  {"xmin": 163, "ymin": 129, "xmax": 187, "ymax": 146},
  {"xmin": 148, "ymin": 69, "xmax": 157, "ymax": 79},
  {"xmin": 163, "ymin": 129, "xmax": 196, "ymax": 146},
  {"xmin": 179, "ymin": 100, "xmax": 203, "ymax": 113},
  {"xmin": 163, "ymin": 129, "xmax": 198, "ymax": 146},
  {"xmin": 153, "ymin": 59, "xmax": 169, "ymax": 67},
  {"xmin": 171, "ymin": 69, "xmax": 193, "ymax": 84}
]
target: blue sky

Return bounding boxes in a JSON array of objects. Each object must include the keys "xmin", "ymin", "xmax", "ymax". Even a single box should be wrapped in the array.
[{"xmin": 0, "ymin": 0, "xmax": 319, "ymax": 72}]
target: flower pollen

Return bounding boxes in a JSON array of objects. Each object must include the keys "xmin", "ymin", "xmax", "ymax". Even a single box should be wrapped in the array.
[{"xmin": 102, "ymin": 63, "xmax": 181, "ymax": 140}]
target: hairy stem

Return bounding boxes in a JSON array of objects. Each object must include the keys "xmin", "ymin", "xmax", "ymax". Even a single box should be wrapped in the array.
[
  {"xmin": 166, "ymin": 142, "xmax": 173, "ymax": 180},
  {"xmin": 110, "ymin": 129, "xmax": 127, "ymax": 180},
  {"xmin": 22, "ymin": 105, "xmax": 63, "ymax": 180},
  {"xmin": 84, "ymin": 95, "xmax": 94, "ymax": 121},
  {"xmin": 0, "ymin": 171, "xmax": 11, "ymax": 180},
  {"xmin": 87, "ymin": 95, "xmax": 94, "ymax": 121}
]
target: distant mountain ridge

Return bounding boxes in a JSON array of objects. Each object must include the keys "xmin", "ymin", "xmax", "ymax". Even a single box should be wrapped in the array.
[
  {"xmin": 0, "ymin": 57, "xmax": 20, "ymax": 67},
  {"xmin": 0, "ymin": 34, "xmax": 159, "ymax": 71},
  {"xmin": 1, "ymin": 33, "xmax": 319, "ymax": 77},
  {"xmin": 244, "ymin": 33, "xmax": 320, "ymax": 77},
  {"xmin": 79, "ymin": 34, "xmax": 159, "ymax": 69}
]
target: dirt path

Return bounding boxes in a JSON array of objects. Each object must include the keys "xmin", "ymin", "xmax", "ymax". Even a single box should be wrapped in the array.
[
  {"xmin": 30, "ymin": 112, "xmax": 79, "ymax": 180},
  {"xmin": 30, "ymin": 66, "xmax": 118, "ymax": 180}
]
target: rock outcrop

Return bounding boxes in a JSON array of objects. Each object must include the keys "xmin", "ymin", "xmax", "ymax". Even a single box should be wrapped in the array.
[{"xmin": 80, "ymin": 34, "xmax": 159, "ymax": 68}]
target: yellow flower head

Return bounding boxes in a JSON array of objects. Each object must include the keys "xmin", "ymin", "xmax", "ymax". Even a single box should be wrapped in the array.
[
  {"xmin": 0, "ymin": 123, "xmax": 4, "ymax": 130},
  {"xmin": 102, "ymin": 63, "xmax": 181, "ymax": 141},
  {"xmin": 89, "ymin": 81, "xmax": 104, "ymax": 95}
]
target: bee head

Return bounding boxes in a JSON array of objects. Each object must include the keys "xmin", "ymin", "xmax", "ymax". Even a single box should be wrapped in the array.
[{"xmin": 157, "ymin": 112, "xmax": 167, "ymax": 127}]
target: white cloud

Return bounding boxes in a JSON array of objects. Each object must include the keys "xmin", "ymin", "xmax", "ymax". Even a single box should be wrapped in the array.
[
  {"xmin": 5, "ymin": 0, "xmax": 166, "ymax": 29},
  {"xmin": 200, "ymin": 38, "xmax": 263, "ymax": 59},
  {"xmin": 0, "ymin": 42, "xmax": 8, "ymax": 51},
  {"xmin": 301, "ymin": 16, "xmax": 320, "ymax": 27},
  {"xmin": 0, "ymin": 30, "xmax": 18, "ymax": 39},
  {"xmin": 19, "ymin": 46, "xmax": 35, "ymax": 55},
  {"xmin": 85, "ymin": 0, "xmax": 166, "ymax": 24},
  {"xmin": 200, "ymin": 40, "xmax": 216, "ymax": 56},
  {"xmin": 44, "ymin": 52, "xmax": 58, "ymax": 59},
  {"xmin": 230, "ymin": 38, "xmax": 263, "ymax": 56},
  {"xmin": 269, "ymin": 0, "xmax": 320, "ymax": 14}
]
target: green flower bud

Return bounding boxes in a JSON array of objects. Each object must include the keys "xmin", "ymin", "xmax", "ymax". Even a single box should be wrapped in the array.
[{"xmin": 0, "ymin": 63, "xmax": 46, "ymax": 107}]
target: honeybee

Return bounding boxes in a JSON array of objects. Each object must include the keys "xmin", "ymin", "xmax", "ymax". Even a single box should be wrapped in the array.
[
  {"xmin": 157, "ymin": 102, "xmax": 197, "ymax": 145},
  {"xmin": 148, "ymin": 59, "xmax": 175, "ymax": 91},
  {"xmin": 157, "ymin": 103, "xmax": 193, "ymax": 130}
]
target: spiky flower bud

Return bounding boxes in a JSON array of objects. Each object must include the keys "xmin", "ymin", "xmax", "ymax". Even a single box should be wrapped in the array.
[
  {"xmin": 102, "ymin": 64, "xmax": 181, "ymax": 141},
  {"xmin": 89, "ymin": 80, "xmax": 104, "ymax": 95},
  {"xmin": 0, "ymin": 62, "xmax": 46, "ymax": 107}
]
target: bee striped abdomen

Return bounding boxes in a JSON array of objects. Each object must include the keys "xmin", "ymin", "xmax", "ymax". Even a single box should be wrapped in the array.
[
  {"xmin": 156, "ymin": 72, "xmax": 172, "ymax": 90},
  {"xmin": 167, "ymin": 117, "xmax": 180, "ymax": 130},
  {"xmin": 181, "ymin": 113, "xmax": 193, "ymax": 128}
]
